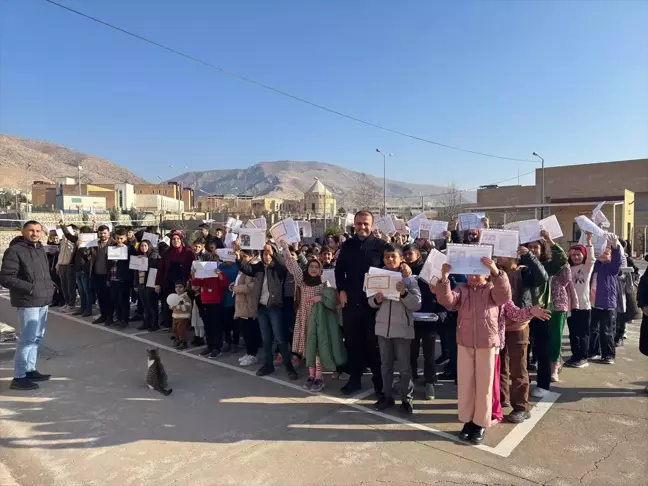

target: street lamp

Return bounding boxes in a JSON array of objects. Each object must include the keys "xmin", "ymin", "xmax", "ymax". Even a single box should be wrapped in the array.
[
  {"xmin": 77, "ymin": 165, "xmax": 83, "ymax": 195},
  {"xmin": 376, "ymin": 149, "xmax": 392, "ymax": 216},
  {"xmin": 532, "ymin": 152, "xmax": 545, "ymax": 218}
]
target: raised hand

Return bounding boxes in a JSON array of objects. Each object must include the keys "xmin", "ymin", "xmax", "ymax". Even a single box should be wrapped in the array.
[
  {"xmin": 480, "ymin": 257, "xmax": 499, "ymax": 276},
  {"xmin": 441, "ymin": 263, "xmax": 451, "ymax": 279}
]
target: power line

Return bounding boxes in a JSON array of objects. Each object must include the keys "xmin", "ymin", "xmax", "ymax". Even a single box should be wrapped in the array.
[{"xmin": 41, "ymin": 0, "xmax": 538, "ymax": 164}]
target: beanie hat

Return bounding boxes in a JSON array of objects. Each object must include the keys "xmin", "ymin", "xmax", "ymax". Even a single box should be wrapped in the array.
[{"xmin": 569, "ymin": 245, "xmax": 587, "ymax": 260}]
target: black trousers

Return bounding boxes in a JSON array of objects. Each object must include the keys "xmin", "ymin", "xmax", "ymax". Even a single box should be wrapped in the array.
[
  {"xmin": 201, "ymin": 303, "xmax": 223, "ymax": 352},
  {"xmin": 221, "ymin": 306, "xmax": 239, "ymax": 345},
  {"xmin": 109, "ymin": 281, "xmax": 131, "ymax": 323},
  {"xmin": 139, "ymin": 285, "xmax": 159, "ymax": 329},
  {"xmin": 444, "ymin": 312, "xmax": 458, "ymax": 376},
  {"xmin": 567, "ymin": 309, "xmax": 591, "ymax": 362},
  {"xmin": 92, "ymin": 274, "xmax": 113, "ymax": 319},
  {"xmin": 410, "ymin": 322, "xmax": 437, "ymax": 384},
  {"xmin": 530, "ymin": 318, "xmax": 551, "ymax": 390},
  {"xmin": 342, "ymin": 302, "xmax": 382, "ymax": 394},
  {"xmin": 590, "ymin": 308, "xmax": 615, "ymax": 359},
  {"xmin": 239, "ymin": 317, "xmax": 261, "ymax": 356}
]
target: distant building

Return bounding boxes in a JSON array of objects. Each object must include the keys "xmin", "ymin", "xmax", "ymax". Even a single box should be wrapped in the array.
[
  {"xmin": 198, "ymin": 194, "xmax": 253, "ymax": 213},
  {"xmin": 302, "ymin": 179, "xmax": 336, "ymax": 217}
]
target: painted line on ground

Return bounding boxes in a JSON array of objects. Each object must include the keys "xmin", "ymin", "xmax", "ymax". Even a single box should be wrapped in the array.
[{"xmin": 1, "ymin": 295, "xmax": 555, "ymax": 457}]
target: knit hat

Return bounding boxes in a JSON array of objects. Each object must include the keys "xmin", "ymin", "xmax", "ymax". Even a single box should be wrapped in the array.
[{"xmin": 569, "ymin": 244, "xmax": 587, "ymax": 260}]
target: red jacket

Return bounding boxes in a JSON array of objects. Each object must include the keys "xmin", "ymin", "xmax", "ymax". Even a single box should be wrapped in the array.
[{"xmin": 191, "ymin": 274, "xmax": 230, "ymax": 305}]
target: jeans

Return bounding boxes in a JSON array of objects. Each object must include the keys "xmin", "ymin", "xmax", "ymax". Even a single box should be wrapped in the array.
[
  {"xmin": 567, "ymin": 309, "xmax": 591, "ymax": 362},
  {"xmin": 589, "ymin": 308, "xmax": 615, "ymax": 359},
  {"xmin": 379, "ymin": 336, "xmax": 413, "ymax": 401},
  {"xmin": 59, "ymin": 264, "xmax": 77, "ymax": 307},
  {"xmin": 14, "ymin": 306, "xmax": 48, "ymax": 378},
  {"xmin": 410, "ymin": 323, "xmax": 437, "ymax": 384},
  {"xmin": 75, "ymin": 271, "xmax": 92, "ymax": 313},
  {"xmin": 530, "ymin": 318, "xmax": 551, "ymax": 390},
  {"xmin": 257, "ymin": 305, "xmax": 291, "ymax": 367}
]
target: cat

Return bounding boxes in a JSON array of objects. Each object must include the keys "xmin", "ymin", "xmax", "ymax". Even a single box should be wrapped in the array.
[{"xmin": 146, "ymin": 348, "xmax": 173, "ymax": 396}]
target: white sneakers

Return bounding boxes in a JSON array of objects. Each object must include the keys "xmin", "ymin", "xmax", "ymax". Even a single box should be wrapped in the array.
[
  {"xmin": 530, "ymin": 387, "xmax": 550, "ymax": 399},
  {"xmin": 239, "ymin": 355, "xmax": 258, "ymax": 367}
]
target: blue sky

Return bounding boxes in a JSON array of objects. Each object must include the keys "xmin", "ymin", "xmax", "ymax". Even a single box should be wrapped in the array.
[{"xmin": 1, "ymin": 0, "xmax": 647, "ymax": 189}]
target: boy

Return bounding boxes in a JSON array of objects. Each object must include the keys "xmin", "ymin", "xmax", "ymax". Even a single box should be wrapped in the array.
[
  {"xmin": 369, "ymin": 244, "xmax": 422, "ymax": 414},
  {"xmin": 107, "ymin": 228, "xmax": 135, "ymax": 328},
  {"xmin": 192, "ymin": 264, "xmax": 230, "ymax": 358},
  {"xmin": 171, "ymin": 280, "xmax": 192, "ymax": 350},
  {"xmin": 192, "ymin": 237, "xmax": 205, "ymax": 258},
  {"xmin": 319, "ymin": 245, "xmax": 335, "ymax": 269}
]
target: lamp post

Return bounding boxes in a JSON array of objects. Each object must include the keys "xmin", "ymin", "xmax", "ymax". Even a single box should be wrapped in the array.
[
  {"xmin": 77, "ymin": 165, "xmax": 83, "ymax": 195},
  {"xmin": 532, "ymin": 152, "xmax": 545, "ymax": 218},
  {"xmin": 376, "ymin": 149, "xmax": 392, "ymax": 216}
]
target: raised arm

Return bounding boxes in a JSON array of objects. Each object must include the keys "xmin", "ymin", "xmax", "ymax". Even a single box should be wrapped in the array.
[
  {"xmin": 519, "ymin": 249, "xmax": 548, "ymax": 287},
  {"xmin": 490, "ymin": 271, "xmax": 512, "ymax": 307}
]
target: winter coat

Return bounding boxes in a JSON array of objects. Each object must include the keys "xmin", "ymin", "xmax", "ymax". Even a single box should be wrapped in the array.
[
  {"xmin": 537, "ymin": 244, "xmax": 568, "ymax": 307},
  {"xmin": 407, "ymin": 257, "xmax": 448, "ymax": 325},
  {"xmin": 515, "ymin": 253, "xmax": 549, "ymax": 307},
  {"xmin": 237, "ymin": 252, "xmax": 287, "ymax": 308},
  {"xmin": 592, "ymin": 247, "xmax": 622, "ymax": 310},
  {"xmin": 335, "ymin": 234, "xmax": 388, "ymax": 306},
  {"xmin": 368, "ymin": 276, "xmax": 422, "ymax": 339},
  {"xmin": 551, "ymin": 265, "xmax": 578, "ymax": 312},
  {"xmin": 0, "ymin": 236, "xmax": 55, "ymax": 308},
  {"xmin": 435, "ymin": 272, "xmax": 511, "ymax": 349},
  {"xmin": 233, "ymin": 260, "xmax": 263, "ymax": 319},
  {"xmin": 108, "ymin": 244, "xmax": 138, "ymax": 284},
  {"xmin": 219, "ymin": 263, "xmax": 239, "ymax": 308},
  {"xmin": 134, "ymin": 247, "xmax": 160, "ymax": 287},
  {"xmin": 191, "ymin": 272, "xmax": 229, "ymax": 305},
  {"xmin": 306, "ymin": 287, "xmax": 347, "ymax": 370},
  {"xmin": 155, "ymin": 245, "xmax": 196, "ymax": 290}
]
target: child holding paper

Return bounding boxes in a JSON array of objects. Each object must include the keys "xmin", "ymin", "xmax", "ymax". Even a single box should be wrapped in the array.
[
  {"xmin": 192, "ymin": 263, "xmax": 230, "ymax": 358},
  {"xmin": 134, "ymin": 239, "xmax": 160, "ymax": 332},
  {"xmin": 370, "ymin": 245, "xmax": 422, "ymax": 414},
  {"xmin": 435, "ymin": 257, "xmax": 511, "ymax": 445},
  {"xmin": 108, "ymin": 228, "xmax": 136, "ymax": 328}
]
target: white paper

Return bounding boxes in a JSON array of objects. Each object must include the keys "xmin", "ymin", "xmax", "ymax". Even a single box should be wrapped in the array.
[
  {"xmin": 129, "ymin": 255, "xmax": 149, "ymax": 271},
  {"xmin": 407, "ymin": 213, "xmax": 428, "ymax": 235},
  {"xmin": 238, "ymin": 228, "xmax": 266, "ymax": 250},
  {"xmin": 44, "ymin": 245, "xmax": 59, "ymax": 254},
  {"xmin": 142, "ymin": 232, "xmax": 159, "ymax": 247},
  {"xmin": 364, "ymin": 267, "xmax": 402, "ymax": 300},
  {"xmin": 65, "ymin": 226, "xmax": 74, "ymax": 235},
  {"xmin": 345, "ymin": 213, "xmax": 355, "ymax": 228},
  {"xmin": 446, "ymin": 244, "xmax": 493, "ymax": 276},
  {"xmin": 224, "ymin": 232, "xmax": 238, "ymax": 248},
  {"xmin": 458, "ymin": 212, "xmax": 485, "ymax": 231},
  {"xmin": 297, "ymin": 221, "xmax": 313, "ymax": 238},
  {"xmin": 84, "ymin": 238, "xmax": 98, "ymax": 248},
  {"xmin": 418, "ymin": 249, "xmax": 447, "ymax": 285},
  {"xmin": 247, "ymin": 217, "xmax": 267, "ymax": 230},
  {"xmin": 373, "ymin": 215, "xmax": 396, "ymax": 235},
  {"xmin": 392, "ymin": 217, "xmax": 408, "ymax": 234},
  {"xmin": 161, "ymin": 236, "xmax": 170, "ymax": 246},
  {"xmin": 418, "ymin": 220, "xmax": 448, "ymax": 240},
  {"xmin": 579, "ymin": 231, "xmax": 608, "ymax": 256},
  {"xmin": 226, "ymin": 217, "xmax": 237, "ymax": 229},
  {"xmin": 269, "ymin": 218, "xmax": 300, "ymax": 245},
  {"xmin": 193, "ymin": 261, "xmax": 220, "ymax": 278},
  {"xmin": 516, "ymin": 219, "xmax": 543, "ymax": 245},
  {"xmin": 216, "ymin": 248, "xmax": 237, "ymax": 263},
  {"xmin": 574, "ymin": 215, "xmax": 606, "ymax": 237},
  {"xmin": 107, "ymin": 246, "xmax": 128, "ymax": 260},
  {"xmin": 539, "ymin": 215, "xmax": 563, "ymax": 240},
  {"xmin": 146, "ymin": 268, "xmax": 157, "ymax": 288},
  {"xmin": 479, "ymin": 229, "xmax": 519, "ymax": 258},
  {"xmin": 322, "ymin": 268, "xmax": 336, "ymax": 288},
  {"xmin": 59, "ymin": 210, "xmax": 64, "ymax": 220},
  {"xmin": 55, "ymin": 229, "xmax": 64, "ymax": 239},
  {"xmin": 78, "ymin": 233, "xmax": 97, "ymax": 248}
]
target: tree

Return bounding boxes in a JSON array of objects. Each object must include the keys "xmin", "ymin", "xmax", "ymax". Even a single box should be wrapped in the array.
[
  {"xmin": 436, "ymin": 183, "xmax": 464, "ymax": 220},
  {"xmin": 349, "ymin": 173, "xmax": 382, "ymax": 212}
]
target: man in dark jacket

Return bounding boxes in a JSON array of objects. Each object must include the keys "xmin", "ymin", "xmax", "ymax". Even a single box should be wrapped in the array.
[
  {"xmin": 335, "ymin": 211, "xmax": 388, "ymax": 396},
  {"xmin": 0, "ymin": 221, "xmax": 55, "ymax": 391}
]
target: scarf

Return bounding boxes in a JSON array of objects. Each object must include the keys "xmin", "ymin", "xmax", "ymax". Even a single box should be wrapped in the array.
[
  {"xmin": 168, "ymin": 231, "xmax": 185, "ymax": 255},
  {"xmin": 303, "ymin": 259, "xmax": 323, "ymax": 287}
]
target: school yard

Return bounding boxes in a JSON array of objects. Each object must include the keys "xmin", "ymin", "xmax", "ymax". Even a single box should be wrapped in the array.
[{"xmin": 1, "ymin": 280, "xmax": 647, "ymax": 486}]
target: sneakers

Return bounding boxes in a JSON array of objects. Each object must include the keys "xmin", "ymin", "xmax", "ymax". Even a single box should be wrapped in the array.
[
  {"xmin": 551, "ymin": 364, "xmax": 560, "ymax": 383},
  {"xmin": 303, "ymin": 377, "xmax": 315, "ymax": 390},
  {"xmin": 528, "ymin": 362, "xmax": 538, "ymax": 372},
  {"xmin": 507, "ymin": 410, "xmax": 531, "ymax": 424},
  {"xmin": 565, "ymin": 358, "xmax": 589, "ymax": 368},
  {"xmin": 25, "ymin": 370, "xmax": 51, "ymax": 381},
  {"xmin": 530, "ymin": 387, "xmax": 550, "ymax": 399},
  {"xmin": 199, "ymin": 348, "xmax": 213, "ymax": 357},
  {"xmin": 273, "ymin": 354, "xmax": 283, "ymax": 366},
  {"xmin": 424, "ymin": 383, "xmax": 436, "ymax": 400},
  {"xmin": 614, "ymin": 339, "xmax": 624, "ymax": 348},
  {"xmin": 310, "ymin": 378, "xmax": 325, "ymax": 392},
  {"xmin": 589, "ymin": 354, "xmax": 601, "ymax": 361},
  {"xmin": 10, "ymin": 377, "xmax": 39, "ymax": 391},
  {"xmin": 239, "ymin": 355, "xmax": 258, "ymax": 367},
  {"xmin": 374, "ymin": 396, "xmax": 395, "ymax": 411},
  {"xmin": 256, "ymin": 364, "xmax": 275, "ymax": 377},
  {"xmin": 291, "ymin": 355, "xmax": 301, "ymax": 369},
  {"xmin": 602, "ymin": 357, "xmax": 615, "ymax": 365},
  {"xmin": 82, "ymin": 311, "xmax": 93, "ymax": 318},
  {"xmin": 72, "ymin": 309, "xmax": 84, "ymax": 316},
  {"xmin": 332, "ymin": 371, "xmax": 350, "ymax": 381},
  {"xmin": 400, "ymin": 400, "xmax": 414, "ymax": 415},
  {"xmin": 208, "ymin": 349, "xmax": 222, "ymax": 359},
  {"xmin": 176, "ymin": 341, "xmax": 188, "ymax": 350}
]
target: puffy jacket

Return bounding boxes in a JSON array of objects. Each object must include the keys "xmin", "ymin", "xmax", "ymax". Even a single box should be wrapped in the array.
[
  {"xmin": 306, "ymin": 287, "xmax": 347, "ymax": 370},
  {"xmin": 368, "ymin": 276, "xmax": 422, "ymax": 339},
  {"xmin": 233, "ymin": 260, "xmax": 263, "ymax": 319},
  {"xmin": 592, "ymin": 246, "xmax": 622, "ymax": 310},
  {"xmin": 191, "ymin": 272, "xmax": 230, "ymax": 305},
  {"xmin": 0, "ymin": 236, "xmax": 55, "ymax": 308},
  {"xmin": 435, "ymin": 272, "xmax": 511, "ymax": 349},
  {"xmin": 335, "ymin": 235, "xmax": 388, "ymax": 305},
  {"xmin": 551, "ymin": 265, "xmax": 578, "ymax": 312}
]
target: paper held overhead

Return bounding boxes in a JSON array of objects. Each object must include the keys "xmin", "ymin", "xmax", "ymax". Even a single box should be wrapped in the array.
[
  {"xmin": 407, "ymin": 213, "xmax": 428, "ymax": 235},
  {"xmin": 539, "ymin": 215, "xmax": 563, "ymax": 240},
  {"xmin": 297, "ymin": 221, "xmax": 312, "ymax": 238},
  {"xmin": 373, "ymin": 215, "xmax": 396, "ymax": 235},
  {"xmin": 417, "ymin": 249, "xmax": 447, "ymax": 285},
  {"xmin": 142, "ymin": 232, "xmax": 159, "ymax": 247},
  {"xmin": 446, "ymin": 244, "xmax": 493, "ymax": 276},
  {"xmin": 238, "ymin": 228, "xmax": 266, "ymax": 250},
  {"xmin": 216, "ymin": 248, "xmax": 237, "ymax": 263},
  {"xmin": 193, "ymin": 261, "xmax": 220, "ymax": 278},
  {"xmin": 479, "ymin": 229, "xmax": 519, "ymax": 258},
  {"xmin": 458, "ymin": 212, "xmax": 485, "ymax": 231},
  {"xmin": 514, "ymin": 219, "xmax": 542, "ymax": 245},
  {"xmin": 574, "ymin": 215, "xmax": 606, "ymax": 237},
  {"xmin": 417, "ymin": 220, "xmax": 447, "ymax": 240},
  {"xmin": 269, "ymin": 218, "xmax": 300, "ymax": 245}
]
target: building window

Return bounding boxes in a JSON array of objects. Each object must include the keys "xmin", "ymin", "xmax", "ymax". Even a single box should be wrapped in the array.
[
  {"xmin": 311, "ymin": 203, "xmax": 315, "ymax": 211},
  {"xmin": 572, "ymin": 222, "xmax": 582, "ymax": 243}
]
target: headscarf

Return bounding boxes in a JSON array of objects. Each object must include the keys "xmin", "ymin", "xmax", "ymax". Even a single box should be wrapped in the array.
[
  {"xmin": 303, "ymin": 258, "xmax": 323, "ymax": 287},
  {"xmin": 169, "ymin": 231, "xmax": 185, "ymax": 255}
]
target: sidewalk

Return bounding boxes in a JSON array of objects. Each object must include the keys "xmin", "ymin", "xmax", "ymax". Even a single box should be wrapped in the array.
[{"xmin": 0, "ymin": 295, "xmax": 646, "ymax": 486}]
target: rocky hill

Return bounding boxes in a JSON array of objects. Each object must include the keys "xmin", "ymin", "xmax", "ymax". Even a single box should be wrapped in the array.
[
  {"xmin": 0, "ymin": 134, "xmax": 147, "ymax": 190},
  {"xmin": 171, "ymin": 161, "xmax": 474, "ymax": 207}
]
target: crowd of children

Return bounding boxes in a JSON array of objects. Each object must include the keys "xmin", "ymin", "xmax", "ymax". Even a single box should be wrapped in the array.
[{"xmin": 41, "ymin": 210, "xmax": 647, "ymax": 445}]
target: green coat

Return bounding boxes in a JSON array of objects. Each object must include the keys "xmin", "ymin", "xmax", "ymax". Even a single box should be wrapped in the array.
[{"xmin": 306, "ymin": 287, "xmax": 347, "ymax": 370}]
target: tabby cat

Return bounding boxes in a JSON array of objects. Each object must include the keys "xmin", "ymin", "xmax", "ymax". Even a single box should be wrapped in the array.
[{"xmin": 146, "ymin": 349, "xmax": 173, "ymax": 395}]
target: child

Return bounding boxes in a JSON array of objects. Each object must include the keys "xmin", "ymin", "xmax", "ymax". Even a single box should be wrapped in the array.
[
  {"xmin": 280, "ymin": 240, "xmax": 331, "ymax": 391},
  {"xmin": 219, "ymin": 258, "xmax": 240, "ymax": 352},
  {"xmin": 134, "ymin": 239, "xmax": 160, "ymax": 332},
  {"xmin": 232, "ymin": 250, "xmax": 264, "ymax": 367},
  {"xmin": 370, "ymin": 244, "xmax": 422, "ymax": 414},
  {"xmin": 548, "ymin": 263, "xmax": 578, "ymax": 382},
  {"xmin": 566, "ymin": 232, "xmax": 595, "ymax": 368},
  {"xmin": 189, "ymin": 281, "xmax": 205, "ymax": 346},
  {"xmin": 192, "ymin": 262, "xmax": 230, "ymax": 358},
  {"xmin": 108, "ymin": 228, "xmax": 135, "ymax": 328},
  {"xmin": 435, "ymin": 257, "xmax": 511, "ymax": 445},
  {"xmin": 589, "ymin": 234, "xmax": 622, "ymax": 364},
  {"xmin": 170, "ymin": 280, "xmax": 192, "ymax": 350},
  {"xmin": 319, "ymin": 245, "xmax": 335, "ymax": 269}
]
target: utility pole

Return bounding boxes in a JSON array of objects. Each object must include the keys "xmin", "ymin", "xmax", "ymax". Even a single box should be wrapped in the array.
[
  {"xmin": 532, "ymin": 152, "xmax": 545, "ymax": 218},
  {"xmin": 77, "ymin": 165, "xmax": 82, "ymax": 195}
]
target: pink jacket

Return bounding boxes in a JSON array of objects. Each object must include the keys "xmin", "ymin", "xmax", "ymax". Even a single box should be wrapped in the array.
[
  {"xmin": 435, "ymin": 273, "xmax": 512, "ymax": 349},
  {"xmin": 551, "ymin": 265, "xmax": 578, "ymax": 312}
]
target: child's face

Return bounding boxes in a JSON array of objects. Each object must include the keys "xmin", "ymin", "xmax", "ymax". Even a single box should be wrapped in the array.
[
  {"xmin": 569, "ymin": 249, "xmax": 584, "ymax": 265},
  {"xmin": 127, "ymin": 230, "xmax": 135, "ymax": 240},
  {"xmin": 467, "ymin": 274, "xmax": 488, "ymax": 286},
  {"xmin": 307, "ymin": 261, "xmax": 321, "ymax": 277},
  {"xmin": 115, "ymin": 235, "xmax": 127, "ymax": 246},
  {"xmin": 193, "ymin": 243, "xmax": 204, "ymax": 254},
  {"xmin": 383, "ymin": 250, "xmax": 402, "ymax": 270},
  {"xmin": 175, "ymin": 284, "xmax": 185, "ymax": 294},
  {"xmin": 528, "ymin": 242, "xmax": 542, "ymax": 258},
  {"xmin": 320, "ymin": 251, "xmax": 333, "ymax": 265},
  {"xmin": 262, "ymin": 250, "xmax": 273, "ymax": 264},
  {"xmin": 598, "ymin": 247, "xmax": 611, "ymax": 263},
  {"xmin": 403, "ymin": 249, "xmax": 419, "ymax": 263}
]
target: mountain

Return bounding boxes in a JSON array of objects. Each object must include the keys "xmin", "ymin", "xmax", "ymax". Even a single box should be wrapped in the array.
[
  {"xmin": 0, "ymin": 134, "xmax": 147, "ymax": 190},
  {"xmin": 171, "ymin": 161, "xmax": 475, "ymax": 207}
]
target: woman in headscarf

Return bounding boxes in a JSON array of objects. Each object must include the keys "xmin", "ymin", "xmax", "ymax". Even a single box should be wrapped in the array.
[
  {"xmin": 135, "ymin": 239, "xmax": 160, "ymax": 331},
  {"xmin": 155, "ymin": 231, "xmax": 196, "ymax": 328}
]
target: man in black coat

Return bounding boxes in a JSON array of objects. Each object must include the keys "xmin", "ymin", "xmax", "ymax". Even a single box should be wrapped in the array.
[
  {"xmin": 335, "ymin": 211, "xmax": 388, "ymax": 396},
  {"xmin": 0, "ymin": 221, "xmax": 55, "ymax": 391}
]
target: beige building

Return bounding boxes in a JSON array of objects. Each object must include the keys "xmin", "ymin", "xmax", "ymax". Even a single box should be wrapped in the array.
[
  {"xmin": 474, "ymin": 158, "xmax": 648, "ymax": 254},
  {"xmin": 302, "ymin": 179, "xmax": 336, "ymax": 217}
]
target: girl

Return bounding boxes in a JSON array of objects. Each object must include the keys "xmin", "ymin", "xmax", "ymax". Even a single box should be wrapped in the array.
[
  {"xmin": 435, "ymin": 257, "xmax": 511, "ymax": 445},
  {"xmin": 135, "ymin": 240, "xmax": 160, "ymax": 332},
  {"xmin": 232, "ymin": 250, "xmax": 264, "ymax": 367},
  {"xmin": 548, "ymin": 262, "xmax": 578, "ymax": 382},
  {"xmin": 280, "ymin": 240, "xmax": 330, "ymax": 392},
  {"xmin": 566, "ymin": 232, "xmax": 595, "ymax": 368},
  {"xmin": 525, "ymin": 230, "xmax": 568, "ymax": 398}
]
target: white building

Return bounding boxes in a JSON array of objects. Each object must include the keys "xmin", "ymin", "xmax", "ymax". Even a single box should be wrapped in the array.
[
  {"xmin": 57, "ymin": 194, "xmax": 107, "ymax": 211},
  {"xmin": 135, "ymin": 194, "xmax": 184, "ymax": 213},
  {"xmin": 115, "ymin": 183, "xmax": 135, "ymax": 210}
]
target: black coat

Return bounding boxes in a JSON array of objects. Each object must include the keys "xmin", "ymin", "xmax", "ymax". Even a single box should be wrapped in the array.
[
  {"xmin": 335, "ymin": 235, "xmax": 388, "ymax": 305},
  {"xmin": 407, "ymin": 257, "xmax": 448, "ymax": 322},
  {"xmin": 0, "ymin": 237, "xmax": 55, "ymax": 308},
  {"xmin": 237, "ymin": 251, "xmax": 287, "ymax": 307}
]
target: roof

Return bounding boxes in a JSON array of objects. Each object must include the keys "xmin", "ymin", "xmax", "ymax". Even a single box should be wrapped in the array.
[{"xmin": 305, "ymin": 179, "xmax": 332, "ymax": 196}]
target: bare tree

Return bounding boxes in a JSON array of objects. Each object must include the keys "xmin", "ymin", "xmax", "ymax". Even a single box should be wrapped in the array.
[
  {"xmin": 349, "ymin": 173, "xmax": 382, "ymax": 211},
  {"xmin": 436, "ymin": 183, "xmax": 464, "ymax": 220}
]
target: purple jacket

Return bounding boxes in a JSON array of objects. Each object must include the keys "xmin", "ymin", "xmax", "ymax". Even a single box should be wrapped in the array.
[{"xmin": 592, "ymin": 247, "xmax": 622, "ymax": 310}]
